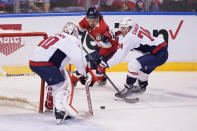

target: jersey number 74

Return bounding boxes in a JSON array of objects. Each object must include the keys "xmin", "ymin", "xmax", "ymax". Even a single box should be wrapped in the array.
[{"xmin": 137, "ymin": 27, "xmax": 154, "ymax": 41}]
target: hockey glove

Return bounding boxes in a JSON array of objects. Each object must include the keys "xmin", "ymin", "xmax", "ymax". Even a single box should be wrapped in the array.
[
  {"xmin": 85, "ymin": 73, "xmax": 95, "ymax": 87},
  {"xmin": 79, "ymin": 74, "xmax": 88, "ymax": 85},
  {"xmin": 71, "ymin": 70, "xmax": 87, "ymax": 86},
  {"xmin": 79, "ymin": 73, "xmax": 94, "ymax": 87},
  {"xmin": 97, "ymin": 61, "xmax": 108, "ymax": 73},
  {"xmin": 71, "ymin": 70, "xmax": 94, "ymax": 87}
]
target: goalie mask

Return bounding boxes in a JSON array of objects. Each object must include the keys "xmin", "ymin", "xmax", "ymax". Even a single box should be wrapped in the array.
[{"xmin": 63, "ymin": 22, "xmax": 79, "ymax": 37}]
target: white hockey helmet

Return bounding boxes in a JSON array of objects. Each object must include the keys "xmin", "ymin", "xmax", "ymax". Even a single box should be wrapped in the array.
[
  {"xmin": 119, "ymin": 17, "xmax": 134, "ymax": 29},
  {"xmin": 63, "ymin": 22, "xmax": 79, "ymax": 37}
]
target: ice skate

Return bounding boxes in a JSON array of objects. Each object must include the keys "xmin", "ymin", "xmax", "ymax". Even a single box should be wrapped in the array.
[{"xmin": 115, "ymin": 84, "xmax": 146, "ymax": 98}]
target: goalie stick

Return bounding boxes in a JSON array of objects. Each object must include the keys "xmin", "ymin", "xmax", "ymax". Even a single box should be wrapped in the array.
[
  {"xmin": 80, "ymin": 31, "xmax": 94, "ymax": 116},
  {"xmin": 81, "ymin": 40, "xmax": 139, "ymax": 103},
  {"xmin": 85, "ymin": 82, "xmax": 93, "ymax": 115}
]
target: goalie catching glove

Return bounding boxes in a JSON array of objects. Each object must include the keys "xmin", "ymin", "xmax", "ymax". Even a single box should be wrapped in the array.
[{"xmin": 71, "ymin": 70, "xmax": 94, "ymax": 87}]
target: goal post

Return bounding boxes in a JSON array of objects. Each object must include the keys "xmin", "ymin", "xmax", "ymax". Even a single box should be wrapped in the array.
[
  {"xmin": 0, "ymin": 31, "xmax": 47, "ymax": 113},
  {"xmin": 0, "ymin": 31, "xmax": 92, "ymax": 115},
  {"xmin": 0, "ymin": 32, "xmax": 48, "ymax": 39}
]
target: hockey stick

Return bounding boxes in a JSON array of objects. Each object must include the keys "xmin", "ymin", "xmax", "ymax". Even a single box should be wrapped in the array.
[
  {"xmin": 80, "ymin": 31, "xmax": 93, "ymax": 116},
  {"xmin": 82, "ymin": 46, "xmax": 139, "ymax": 103},
  {"xmin": 85, "ymin": 82, "xmax": 93, "ymax": 115}
]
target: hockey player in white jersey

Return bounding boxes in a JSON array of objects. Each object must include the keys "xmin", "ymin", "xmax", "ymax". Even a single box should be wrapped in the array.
[
  {"xmin": 29, "ymin": 22, "xmax": 92, "ymax": 124},
  {"xmin": 97, "ymin": 17, "xmax": 168, "ymax": 98}
]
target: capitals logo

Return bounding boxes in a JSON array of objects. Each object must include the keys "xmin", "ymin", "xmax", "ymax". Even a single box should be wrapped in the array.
[{"xmin": 0, "ymin": 24, "xmax": 24, "ymax": 56}]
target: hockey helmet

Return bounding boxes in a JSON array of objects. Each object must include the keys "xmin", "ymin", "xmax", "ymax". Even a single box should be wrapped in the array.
[
  {"xmin": 119, "ymin": 17, "xmax": 134, "ymax": 29},
  {"xmin": 86, "ymin": 7, "xmax": 99, "ymax": 19}
]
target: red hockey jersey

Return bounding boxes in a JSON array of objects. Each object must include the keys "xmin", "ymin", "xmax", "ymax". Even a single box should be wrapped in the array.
[{"xmin": 79, "ymin": 17, "xmax": 117, "ymax": 56}]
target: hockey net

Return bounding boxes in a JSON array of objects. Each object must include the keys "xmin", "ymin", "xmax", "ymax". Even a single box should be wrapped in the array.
[{"xmin": 0, "ymin": 31, "xmax": 47, "ymax": 113}]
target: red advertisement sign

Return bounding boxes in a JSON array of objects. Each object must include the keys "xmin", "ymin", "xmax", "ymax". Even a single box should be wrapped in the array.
[{"xmin": 0, "ymin": 24, "xmax": 24, "ymax": 56}]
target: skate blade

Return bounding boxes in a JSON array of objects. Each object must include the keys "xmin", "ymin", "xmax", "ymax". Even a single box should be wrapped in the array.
[
  {"xmin": 114, "ymin": 97, "xmax": 139, "ymax": 103},
  {"xmin": 56, "ymin": 116, "xmax": 76, "ymax": 125},
  {"xmin": 56, "ymin": 119, "xmax": 62, "ymax": 125},
  {"xmin": 45, "ymin": 108, "xmax": 53, "ymax": 113}
]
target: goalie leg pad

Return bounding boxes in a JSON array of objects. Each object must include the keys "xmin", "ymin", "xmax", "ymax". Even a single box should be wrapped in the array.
[
  {"xmin": 64, "ymin": 69, "xmax": 78, "ymax": 117},
  {"xmin": 51, "ymin": 80, "xmax": 77, "ymax": 124},
  {"xmin": 51, "ymin": 81, "xmax": 66, "ymax": 112},
  {"xmin": 45, "ymin": 86, "xmax": 53, "ymax": 111}
]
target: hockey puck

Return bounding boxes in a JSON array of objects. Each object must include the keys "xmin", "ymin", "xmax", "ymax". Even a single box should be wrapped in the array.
[{"xmin": 100, "ymin": 106, "xmax": 105, "ymax": 109}]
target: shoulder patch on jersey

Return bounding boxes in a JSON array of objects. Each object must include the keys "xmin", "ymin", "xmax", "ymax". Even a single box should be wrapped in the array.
[{"xmin": 95, "ymin": 33, "xmax": 101, "ymax": 41}]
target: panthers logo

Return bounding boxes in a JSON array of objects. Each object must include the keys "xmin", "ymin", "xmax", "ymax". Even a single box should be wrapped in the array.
[{"xmin": 95, "ymin": 34, "xmax": 101, "ymax": 41}]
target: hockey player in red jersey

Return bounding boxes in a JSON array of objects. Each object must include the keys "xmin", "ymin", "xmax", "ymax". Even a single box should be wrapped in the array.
[
  {"xmin": 78, "ymin": 8, "xmax": 109, "ymax": 42},
  {"xmin": 74, "ymin": 7, "xmax": 119, "ymax": 86}
]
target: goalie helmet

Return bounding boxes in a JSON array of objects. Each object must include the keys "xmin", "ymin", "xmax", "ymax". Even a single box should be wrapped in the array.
[
  {"xmin": 62, "ymin": 22, "xmax": 79, "ymax": 37},
  {"xmin": 119, "ymin": 17, "xmax": 134, "ymax": 29}
]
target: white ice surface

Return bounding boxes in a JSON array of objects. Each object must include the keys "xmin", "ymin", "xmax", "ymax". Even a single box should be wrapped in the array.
[{"xmin": 0, "ymin": 72, "xmax": 197, "ymax": 131}]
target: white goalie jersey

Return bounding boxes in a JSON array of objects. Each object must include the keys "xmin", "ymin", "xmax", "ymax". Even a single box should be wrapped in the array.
[{"xmin": 30, "ymin": 32, "xmax": 86, "ymax": 75}]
